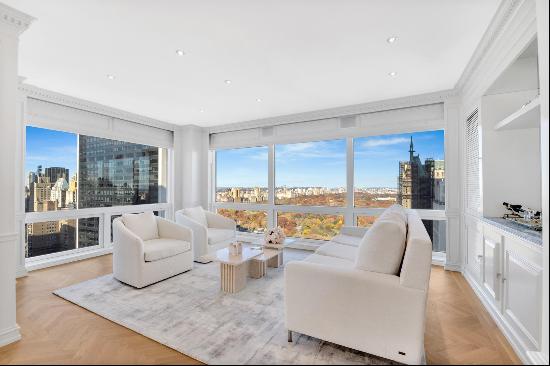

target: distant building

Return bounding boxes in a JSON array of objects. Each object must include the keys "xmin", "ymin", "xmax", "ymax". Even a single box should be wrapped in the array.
[
  {"xmin": 398, "ymin": 137, "xmax": 445, "ymax": 251},
  {"xmin": 77, "ymin": 136, "xmax": 164, "ymax": 246},
  {"xmin": 50, "ymin": 177, "xmax": 69, "ymax": 209},
  {"xmin": 45, "ymin": 166, "xmax": 69, "ymax": 184}
]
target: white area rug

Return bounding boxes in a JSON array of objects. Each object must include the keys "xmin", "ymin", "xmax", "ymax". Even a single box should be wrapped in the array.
[{"xmin": 54, "ymin": 249, "xmax": 396, "ymax": 365}]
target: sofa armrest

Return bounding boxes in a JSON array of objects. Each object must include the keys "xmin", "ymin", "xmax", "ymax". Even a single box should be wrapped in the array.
[
  {"xmin": 204, "ymin": 211, "xmax": 237, "ymax": 230},
  {"xmin": 339, "ymin": 226, "xmax": 368, "ymax": 237},
  {"xmin": 175, "ymin": 211, "xmax": 208, "ymax": 260},
  {"xmin": 156, "ymin": 217, "xmax": 193, "ymax": 243},
  {"xmin": 112, "ymin": 219, "xmax": 144, "ymax": 259},
  {"xmin": 285, "ymin": 261, "xmax": 427, "ymax": 364}
]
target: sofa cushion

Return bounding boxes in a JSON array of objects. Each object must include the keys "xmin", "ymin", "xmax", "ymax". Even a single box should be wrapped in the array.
[
  {"xmin": 331, "ymin": 234, "xmax": 362, "ymax": 247},
  {"xmin": 303, "ymin": 253, "xmax": 354, "ymax": 269},
  {"xmin": 143, "ymin": 238, "xmax": 191, "ymax": 262},
  {"xmin": 379, "ymin": 204, "xmax": 408, "ymax": 225},
  {"xmin": 208, "ymin": 228, "xmax": 235, "ymax": 245},
  {"xmin": 183, "ymin": 206, "xmax": 208, "ymax": 227},
  {"xmin": 315, "ymin": 242, "xmax": 358, "ymax": 262},
  {"xmin": 354, "ymin": 216, "xmax": 407, "ymax": 275},
  {"xmin": 122, "ymin": 212, "xmax": 159, "ymax": 241}
]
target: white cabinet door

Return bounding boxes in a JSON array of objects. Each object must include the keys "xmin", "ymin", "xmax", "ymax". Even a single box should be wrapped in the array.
[
  {"xmin": 466, "ymin": 220, "xmax": 484, "ymax": 282},
  {"xmin": 483, "ymin": 232, "xmax": 501, "ymax": 304},
  {"xmin": 503, "ymin": 247, "xmax": 543, "ymax": 351}
]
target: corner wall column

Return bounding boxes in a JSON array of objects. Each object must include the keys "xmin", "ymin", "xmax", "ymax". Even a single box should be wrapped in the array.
[{"xmin": 0, "ymin": 2, "xmax": 33, "ymax": 348}]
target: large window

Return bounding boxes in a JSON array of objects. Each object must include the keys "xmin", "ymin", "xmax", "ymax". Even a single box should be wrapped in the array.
[
  {"xmin": 354, "ymin": 130, "xmax": 445, "ymax": 209},
  {"xmin": 215, "ymin": 146, "xmax": 268, "ymax": 204},
  {"xmin": 275, "ymin": 139, "xmax": 346, "ymax": 206},
  {"xmin": 24, "ymin": 126, "xmax": 169, "ymax": 259},
  {"xmin": 213, "ymin": 128, "xmax": 447, "ymax": 251}
]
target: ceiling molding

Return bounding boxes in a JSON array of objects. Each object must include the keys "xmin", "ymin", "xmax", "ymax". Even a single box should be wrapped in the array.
[
  {"xmin": 19, "ymin": 83, "xmax": 178, "ymax": 132},
  {"xmin": 209, "ymin": 89, "xmax": 457, "ymax": 134},
  {"xmin": 455, "ymin": 0, "xmax": 522, "ymax": 92},
  {"xmin": 0, "ymin": 3, "xmax": 34, "ymax": 35}
]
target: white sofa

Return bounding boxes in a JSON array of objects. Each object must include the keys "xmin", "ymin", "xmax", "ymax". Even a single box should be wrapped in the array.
[
  {"xmin": 112, "ymin": 212, "xmax": 194, "ymax": 288},
  {"xmin": 285, "ymin": 208, "xmax": 432, "ymax": 365},
  {"xmin": 175, "ymin": 207, "xmax": 236, "ymax": 263}
]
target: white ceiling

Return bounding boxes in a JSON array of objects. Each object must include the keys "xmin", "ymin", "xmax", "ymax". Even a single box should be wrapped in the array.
[{"xmin": 7, "ymin": 0, "xmax": 500, "ymax": 127}]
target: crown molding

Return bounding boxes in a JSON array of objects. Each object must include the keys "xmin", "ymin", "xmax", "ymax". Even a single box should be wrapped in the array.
[
  {"xmin": 455, "ymin": 0, "xmax": 522, "ymax": 92},
  {"xmin": 209, "ymin": 89, "xmax": 457, "ymax": 134},
  {"xmin": 19, "ymin": 83, "xmax": 178, "ymax": 132},
  {"xmin": 0, "ymin": 3, "xmax": 34, "ymax": 36}
]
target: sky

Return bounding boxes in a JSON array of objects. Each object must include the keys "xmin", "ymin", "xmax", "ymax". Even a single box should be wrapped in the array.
[
  {"xmin": 26, "ymin": 126, "xmax": 444, "ymax": 188},
  {"xmin": 25, "ymin": 126, "xmax": 77, "ymax": 179},
  {"xmin": 216, "ymin": 130, "xmax": 444, "ymax": 188}
]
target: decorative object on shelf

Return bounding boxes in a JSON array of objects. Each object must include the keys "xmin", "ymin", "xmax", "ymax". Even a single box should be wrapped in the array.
[
  {"xmin": 264, "ymin": 227, "xmax": 285, "ymax": 249},
  {"xmin": 502, "ymin": 202, "xmax": 542, "ymax": 231},
  {"xmin": 229, "ymin": 242, "xmax": 243, "ymax": 256}
]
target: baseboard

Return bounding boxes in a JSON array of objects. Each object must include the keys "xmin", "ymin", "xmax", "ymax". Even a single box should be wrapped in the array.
[
  {"xmin": 16, "ymin": 265, "xmax": 28, "ymax": 278},
  {"xmin": 462, "ymin": 270, "xmax": 531, "ymax": 364},
  {"xmin": 526, "ymin": 350, "xmax": 549, "ymax": 365},
  {"xmin": 443, "ymin": 262, "xmax": 462, "ymax": 272},
  {"xmin": 0, "ymin": 325, "xmax": 21, "ymax": 348}
]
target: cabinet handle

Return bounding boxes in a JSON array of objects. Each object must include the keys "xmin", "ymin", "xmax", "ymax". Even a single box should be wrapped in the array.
[{"xmin": 496, "ymin": 273, "xmax": 502, "ymax": 279}]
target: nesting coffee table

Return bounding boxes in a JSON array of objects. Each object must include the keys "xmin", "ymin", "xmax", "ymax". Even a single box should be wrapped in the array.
[{"xmin": 209, "ymin": 246, "xmax": 284, "ymax": 293}]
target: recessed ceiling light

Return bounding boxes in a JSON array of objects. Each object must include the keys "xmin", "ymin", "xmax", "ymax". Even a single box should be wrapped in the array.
[
  {"xmin": 224, "ymin": 79, "xmax": 232, "ymax": 84},
  {"xmin": 199, "ymin": 109, "xmax": 205, "ymax": 113},
  {"xmin": 106, "ymin": 74, "xmax": 116, "ymax": 80},
  {"xmin": 388, "ymin": 71, "xmax": 397, "ymax": 77},
  {"xmin": 256, "ymin": 98, "xmax": 262, "ymax": 102},
  {"xmin": 176, "ymin": 49, "xmax": 185, "ymax": 56},
  {"xmin": 387, "ymin": 36, "xmax": 398, "ymax": 44}
]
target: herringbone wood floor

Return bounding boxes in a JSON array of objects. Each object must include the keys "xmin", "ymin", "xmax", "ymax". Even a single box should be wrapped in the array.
[{"xmin": 0, "ymin": 255, "xmax": 521, "ymax": 365}]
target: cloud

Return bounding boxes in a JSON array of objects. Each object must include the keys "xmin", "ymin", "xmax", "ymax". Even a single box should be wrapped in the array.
[{"xmin": 360, "ymin": 137, "xmax": 409, "ymax": 148}]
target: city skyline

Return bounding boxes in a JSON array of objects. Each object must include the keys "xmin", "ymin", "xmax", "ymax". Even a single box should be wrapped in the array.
[
  {"xmin": 25, "ymin": 126, "xmax": 77, "ymax": 178},
  {"xmin": 216, "ymin": 130, "xmax": 444, "ymax": 189}
]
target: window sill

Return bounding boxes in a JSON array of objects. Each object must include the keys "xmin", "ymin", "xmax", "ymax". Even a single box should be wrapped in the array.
[{"xmin": 24, "ymin": 247, "xmax": 113, "ymax": 273}]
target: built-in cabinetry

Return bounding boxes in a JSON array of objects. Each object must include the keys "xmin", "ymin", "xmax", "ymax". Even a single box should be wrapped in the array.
[
  {"xmin": 463, "ymin": 36, "xmax": 544, "ymax": 363},
  {"xmin": 465, "ymin": 218, "xmax": 543, "ymax": 358}
]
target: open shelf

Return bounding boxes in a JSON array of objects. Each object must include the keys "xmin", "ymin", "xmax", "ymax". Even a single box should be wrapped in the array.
[{"xmin": 494, "ymin": 96, "xmax": 541, "ymax": 131}]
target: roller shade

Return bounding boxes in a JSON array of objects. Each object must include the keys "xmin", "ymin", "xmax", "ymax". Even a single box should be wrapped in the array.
[
  {"xmin": 27, "ymin": 98, "xmax": 173, "ymax": 148},
  {"xmin": 210, "ymin": 103, "xmax": 444, "ymax": 149}
]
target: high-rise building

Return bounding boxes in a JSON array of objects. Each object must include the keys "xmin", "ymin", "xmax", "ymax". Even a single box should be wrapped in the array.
[
  {"xmin": 45, "ymin": 167, "xmax": 69, "ymax": 184},
  {"xmin": 77, "ymin": 135, "xmax": 163, "ymax": 246},
  {"xmin": 398, "ymin": 137, "xmax": 445, "ymax": 250}
]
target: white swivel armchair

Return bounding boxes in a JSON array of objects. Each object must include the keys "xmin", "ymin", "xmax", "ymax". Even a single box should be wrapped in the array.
[
  {"xmin": 112, "ymin": 212, "xmax": 194, "ymax": 288},
  {"xmin": 175, "ymin": 206, "xmax": 236, "ymax": 263}
]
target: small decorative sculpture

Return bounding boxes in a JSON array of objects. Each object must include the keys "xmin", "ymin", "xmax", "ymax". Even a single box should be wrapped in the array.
[
  {"xmin": 502, "ymin": 202, "xmax": 542, "ymax": 231},
  {"xmin": 264, "ymin": 227, "xmax": 286, "ymax": 248}
]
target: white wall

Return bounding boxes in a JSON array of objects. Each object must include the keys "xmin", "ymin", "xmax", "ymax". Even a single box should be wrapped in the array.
[{"xmin": 173, "ymin": 125, "xmax": 209, "ymax": 213}]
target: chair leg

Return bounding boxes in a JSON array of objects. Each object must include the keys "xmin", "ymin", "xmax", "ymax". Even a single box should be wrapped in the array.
[{"xmin": 288, "ymin": 330, "xmax": 293, "ymax": 342}]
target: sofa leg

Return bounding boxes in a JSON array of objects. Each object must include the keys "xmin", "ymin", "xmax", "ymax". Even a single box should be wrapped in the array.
[{"xmin": 288, "ymin": 330, "xmax": 293, "ymax": 343}]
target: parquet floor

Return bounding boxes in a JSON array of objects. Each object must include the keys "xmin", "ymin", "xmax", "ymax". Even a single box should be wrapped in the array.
[{"xmin": 0, "ymin": 255, "xmax": 521, "ymax": 365}]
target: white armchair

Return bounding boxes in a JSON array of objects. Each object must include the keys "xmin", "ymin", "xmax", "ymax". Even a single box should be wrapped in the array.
[
  {"xmin": 112, "ymin": 212, "xmax": 194, "ymax": 288},
  {"xmin": 175, "ymin": 206, "xmax": 236, "ymax": 263}
]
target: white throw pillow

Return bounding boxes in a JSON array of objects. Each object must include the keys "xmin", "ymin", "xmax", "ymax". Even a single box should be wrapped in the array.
[
  {"xmin": 184, "ymin": 206, "xmax": 208, "ymax": 227},
  {"xmin": 354, "ymin": 217, "xmax": 407, "ymax": 275},
  {"xmin": 122, "ymin": 212, "xmax": 159, "ymax": 241}
]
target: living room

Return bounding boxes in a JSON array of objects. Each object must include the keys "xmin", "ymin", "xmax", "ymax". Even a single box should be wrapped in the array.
[{"xmin": 0, "ymin": 0, "xmax": 548, "ymax": 365}]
